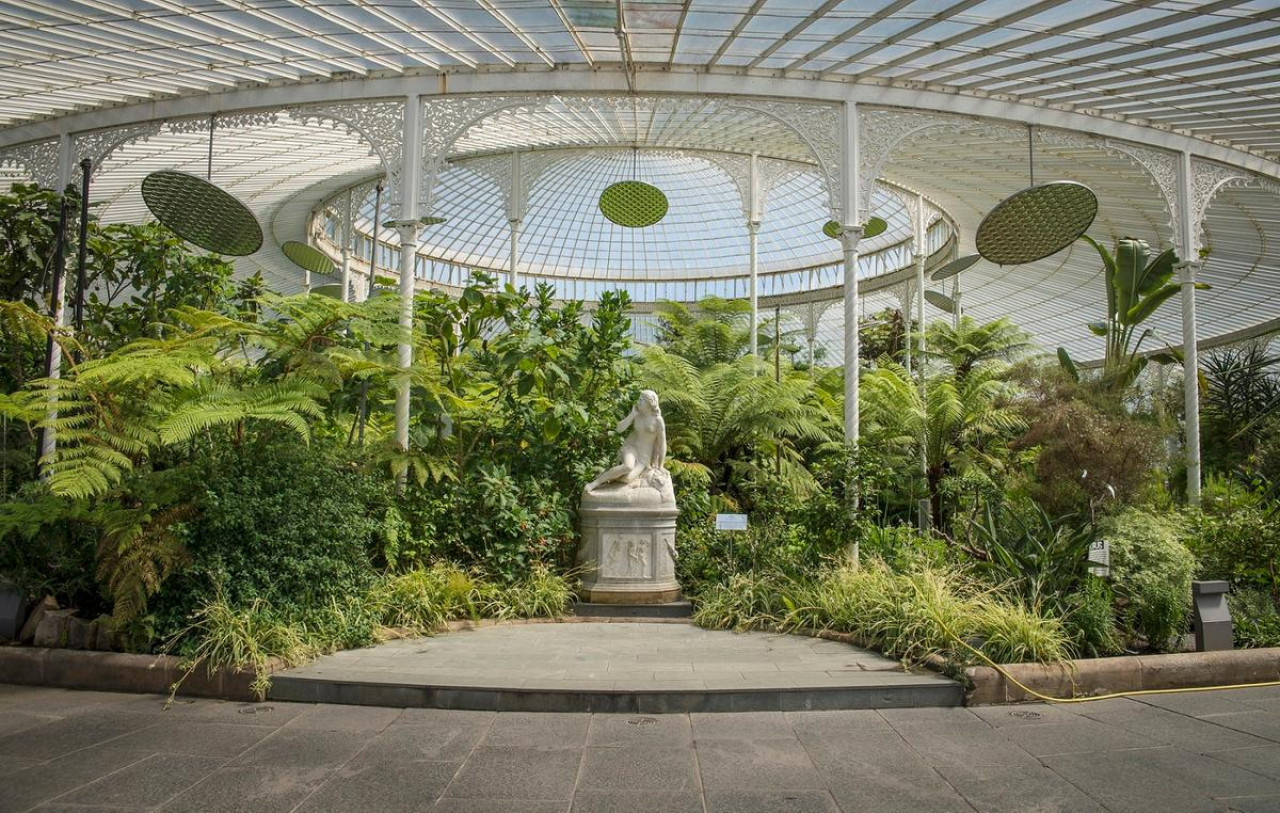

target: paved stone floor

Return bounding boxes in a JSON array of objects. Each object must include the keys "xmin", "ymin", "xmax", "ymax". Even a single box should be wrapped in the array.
[
  {"xmin": 3, "ymin": 684, "xmax": 1280, "ymax": 812},
  {"xmin": 277, "ymin": 622, "xmax": 953, "ymax": 692}
]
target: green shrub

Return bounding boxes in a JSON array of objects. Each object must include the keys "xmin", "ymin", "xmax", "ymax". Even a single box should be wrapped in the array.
[
  {"xmin": 150, "ymin": 437, "xmax": 391, "ymax": 642},
  {"xmin": 1231, "ymin": 587, "xmax": 1280, "ymax": 648},
  {"xmin": 1190, "ymin": 504, "xmax": 1280, "ymax": 600},
  {"xmin": 1062, "ymin": 577, "xmax": 1124, "ymax": 658},
  {"xmin": 1099, "ymin": 508, "xmax": 1196, "ymax": 651}
]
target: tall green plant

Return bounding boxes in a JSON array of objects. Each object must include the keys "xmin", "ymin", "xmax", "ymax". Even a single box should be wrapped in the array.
[{"xmin": 1058, "ymin": 236, "xmax": 1198, "ymax": 391}]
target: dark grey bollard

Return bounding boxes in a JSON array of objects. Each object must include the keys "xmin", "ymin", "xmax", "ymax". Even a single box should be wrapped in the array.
[
  {"xmin": 1191, "ymin": 580, "xmax": 1233, "ymax": 652},
  {"xmin": 0, "ymin": 579, "xmax": 28, "ymax": 641}
]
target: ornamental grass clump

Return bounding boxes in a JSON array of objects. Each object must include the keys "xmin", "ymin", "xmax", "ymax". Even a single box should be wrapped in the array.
[
  {"xmin": 374, "ymin": 563, "xmax": 482, "ymax": 633},
  {"xmin": 788, "ymin": 562, "xmax": 1069, "ymax": 665},
  {"xmin": 691, "ymin": 560, "xmax": 1070, "ymax": 666},
  {"xmin": 489, "ymin": 563, "xmax": 576, "ymax": 619},
  {"xmin": 169, "ymin": 595, "xmax": 316, "ymax": 700}
]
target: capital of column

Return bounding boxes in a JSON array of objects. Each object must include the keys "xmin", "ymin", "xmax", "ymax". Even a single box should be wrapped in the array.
[
  {"xmin": 839, "ymin": 226, "xmax": 863, "ymax": 253},
  {"xmin": 747, "ymin": 219, "xmax": 760, "ymax": 233},
  {"xmin": 392, "ymin": 220, "xmax": 421, "ymax": 243},
  {"xmin": 1175, "ymin": 259, "xmax": 1202, "ymax": 284}
]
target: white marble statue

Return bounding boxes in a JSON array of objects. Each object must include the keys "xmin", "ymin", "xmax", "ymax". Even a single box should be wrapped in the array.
[
  {"xmin": 585, "ymin": 390, "xmax": 667, "ymax": 493},
  {"xmin": 578, "ymin": 389, "xmax": 680, "ymax": 604}
]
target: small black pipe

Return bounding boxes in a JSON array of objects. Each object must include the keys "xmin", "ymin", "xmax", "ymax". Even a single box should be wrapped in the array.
[{"xmin": 73, "ymin": 158, "xmax": 92, "ymax": 339}]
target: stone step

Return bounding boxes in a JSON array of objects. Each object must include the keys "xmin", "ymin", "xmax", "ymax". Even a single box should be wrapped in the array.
[{"xmin": 572, "ymin": 601, "xmax": 693, "ymax": 619}]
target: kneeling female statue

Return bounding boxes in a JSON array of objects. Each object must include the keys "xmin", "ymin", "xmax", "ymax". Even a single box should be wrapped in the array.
[
  {"xmin": 577, "ymin": 390, "xmax": 680, "ymax": 604},
  {"xmin": 585, "ymin": 390, "xmax": 666, "ymax": 492}
]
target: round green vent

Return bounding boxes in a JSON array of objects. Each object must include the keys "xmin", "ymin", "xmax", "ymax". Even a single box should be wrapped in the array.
[
  {"xmin": 599, "ymin": 181, "xmax": 668, "ymax": 228},
  {"xmin": 141, "ymin": 170, "xmax": 263, "ymax": 256},
  {"xmin": 976, "ymin": 181, "xmax": 1098, "ymax": 266},
  {"xmin": 381, "ymin": 216, "xmax": 448, "ymax": 228},
  {"xmin": 281, "ymin": 240, "xmax": 335, "ymax": 276},
  {"xmin": 310, "ymin": 283, "xmax": 344, "ymax": 299},
  {"xmin": 823, "ymin": 216, "xmax": 887, "ymax": 240},
  {"xmin": 932, "ymin": 254, "xmax": 981, "ymax": 281},
  {"xmin": 924, "ymin": 289, "xmax": 956, "ymax": 313}
]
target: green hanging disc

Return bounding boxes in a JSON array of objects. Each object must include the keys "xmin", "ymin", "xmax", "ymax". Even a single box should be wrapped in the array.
[
  {"xmin": 141, "ymin": 170, "xmax": 263, "ymax": 256},
  {"xmin": 282, "ymin": 240, "xmax": 336, "ymax": 276},
  {"xmin": 599, "ymin": 181, "xmax": 668, "ymax": 228}
]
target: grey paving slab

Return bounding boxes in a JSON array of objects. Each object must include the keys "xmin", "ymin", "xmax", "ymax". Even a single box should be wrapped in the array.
[
  {"xmin": 1227, "ymin": 796, "xmax": 1280, "ymax": 813},
  {"xmin": 0, "ymin": 710, "xmax": 62, "ymax": 738},
  {"xmin": 1081, "ymin": 703, "xmax": 1275, "ymax": 753},
  {"xmin": 578, "ymin": 745, "xmax": 700, "ymax": 792},
  {"xmin": 443, "ymin": 746, "xmax": 584, "ymax": 800},
  {"xmin": 282, "ymin": 703, "xmax": 402, "ymax": 732},
  {"xmin": 704, "ymin": 790, "xmax": 840, "ymax": 813},
  {"xmin": 691, "ymin": 710, "xmax": 795, "ymax": 740},
  {"xmin": 107, "ymin": 719, "xmax": 273, "ymax": 758},
  {"xmin": 1001, "ymin": 718, "xmax": 1157, "ymax": 756},
  {"xmin": 1041, "ymin": 747, "xmax": 1279, "ymax": 813},
  {"xmin": 58, "ymin": 753, "xmax": 224, "ymax": 808},
  {"xmin": 482, "ymin": 711, "xmax": 590, "ymax": 748},
  {"xmin": 434, "ymin": 800, "xmax": 568, "ymax": 813},
  {"xmin": 0, "ymin": 741, "xmax": 156, "ymax": 813},
  {"xmin": 1209, "ymin": 746, "xmax": 1280, "ymax": 782},
  {"xmin": 157, "ymin": 766, "xmax": 322, "ymax": 813},
  {"xmin": 0, "ymin": 710, "xmax": 157, "ymax": 761},
  {"xmin": 935, "ymin": 763, "xmax": 1108, "ymax": 813},
  {"xmin": 572, "ymin": 789, "xmax": 704, "ymax": 813},
  {"xmin": 294, "ymin": 759, "xmax": 461, "ymax": 813},
  {"xmin": 227, "ymin": 728, "xmax": 375, "ymax": 776},
  {"xmin": 695, "ymin": 737, "xmax": 826, "ymax": 791},
  {"xmin": 588, "ymin": 713, "xmax": 693, "ymax": 747}
]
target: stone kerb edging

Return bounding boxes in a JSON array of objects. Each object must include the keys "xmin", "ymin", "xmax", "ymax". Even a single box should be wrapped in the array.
[
  {"xmin": 0, "ymin": 616, "xmax": 692, "ymax": 702},
  {"xmin": 961, "ymin": 648, "xmax": 1280, "ymax": 705},
  {"xmin": 0, "ymin": 646, "xmax": 271, "ymax": 702}
]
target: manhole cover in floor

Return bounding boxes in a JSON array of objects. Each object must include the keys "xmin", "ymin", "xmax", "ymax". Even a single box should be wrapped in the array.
[
  {"xmin": 239, "ymin": 705, "xmax": 274, "ymax": 715},
  {"xmin": 626, "ymin": 717, "xmax": 657, "ymax": 727},
  {"xmin": 1009, "ymin": 710, "xmax": 1043, "ymax": 720}
]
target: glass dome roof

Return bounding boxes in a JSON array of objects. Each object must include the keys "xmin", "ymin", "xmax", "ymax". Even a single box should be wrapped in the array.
[{"xmin": 334, "ymin": 148, "xmax": 946, "ymax": 292}]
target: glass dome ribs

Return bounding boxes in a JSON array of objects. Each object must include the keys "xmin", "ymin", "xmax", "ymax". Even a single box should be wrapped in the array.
[{"xmin": 318, "ymin": 148, "xmax": 951, "ymax": 304}]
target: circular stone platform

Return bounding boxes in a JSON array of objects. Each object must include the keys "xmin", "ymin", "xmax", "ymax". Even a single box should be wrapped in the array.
[{"xmin": 269, "ymin": 622, "xmax": 961, "ymax": 713}]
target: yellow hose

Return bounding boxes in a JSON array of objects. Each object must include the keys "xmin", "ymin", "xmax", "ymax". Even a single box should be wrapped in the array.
[{"xmin": 944, "ymin": 618, "xmax": 1280, "ymax": 704}]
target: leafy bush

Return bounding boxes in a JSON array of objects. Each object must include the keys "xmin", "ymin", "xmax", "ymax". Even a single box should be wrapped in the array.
[
  {"xmin": 1100, "ymin": 508, "xmax": 1196, "ymax": 651},
  {"xmin": 1190, "ymin": 504, "xmax": 1280, "ymax": 599},
  {"xmin": 1231, "ymin": 588, "xmax": 1280, "ymax": 648},
  {"xmin": 1062, "ymin": 577, "xmax": 1124, "ymax": 658},
  {"xmin": 150, "ymin": 437, "xmax": 392, "ymax": 642}
]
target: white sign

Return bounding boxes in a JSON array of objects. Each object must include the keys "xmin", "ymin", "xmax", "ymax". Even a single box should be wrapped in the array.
[
  {"xmin": 1088, "ymin": 539, "xmax": 1110, "ymax": 578},
  {"xmin": 715, "ymin": 513, "xmax": 748, "ymax": 531}
]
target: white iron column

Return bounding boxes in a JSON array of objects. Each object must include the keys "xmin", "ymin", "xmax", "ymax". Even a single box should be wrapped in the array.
[
  {"xmin": 393, "ymin": 94, "xmax": 423, "ymax": 457},
  {"xmin": 902, "ymin": 286, "xmax": 912, "ymax": 376},
  {"xmin": 339, "ymin": 190, "xmax": 352, "ymax": 302},
  {"xmin": 508, "ymin": 150, "xmax": 522, "ymax": 292},
  {"xmin": 39, "ymin": 133, "xmax": 74, "ymax": 466},
  {"xmin": 841, "ymin": 228, "xmax": 862, "ymax": 444},
  {"xmin": 1177, "ymin": 150, "xmax": 1202, "ymax": 507},
  {"xmin": 748, "ymin": 153, "xmax": 761, "ymax": 358},
  {"xmin": 914, "ymin": 193, "xmax": 927, "ymax": 378},
  {"xmin": 840, "ymin": 101, "xmax": 862, "ymax": 444},
  {"xmin": 1180, "ymin": 260, "xmax": 1202, "ymax": 506}
]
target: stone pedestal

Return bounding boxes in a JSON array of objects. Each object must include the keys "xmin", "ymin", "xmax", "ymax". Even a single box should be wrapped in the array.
[{"xmin": 578, "ymin": 468, "xmax": 679, "ymax": 604}]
